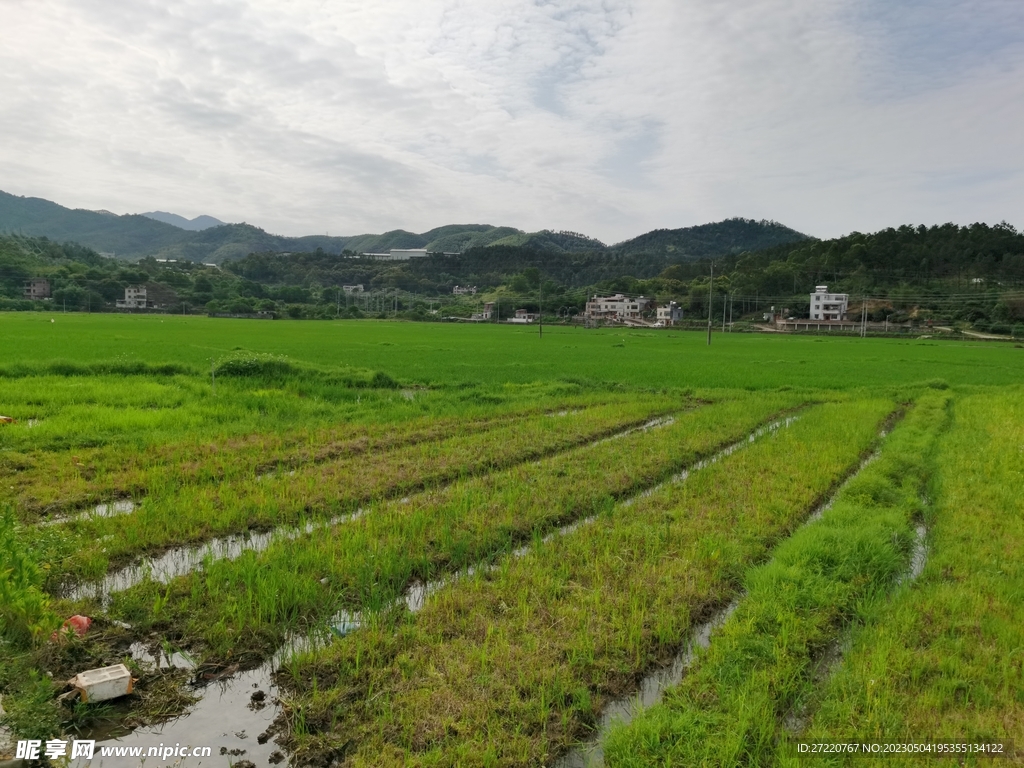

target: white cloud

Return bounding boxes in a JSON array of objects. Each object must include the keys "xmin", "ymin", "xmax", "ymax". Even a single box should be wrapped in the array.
[{"xmin": 1, "ymin": 0, "xmax": 1021, "ymax": 242}]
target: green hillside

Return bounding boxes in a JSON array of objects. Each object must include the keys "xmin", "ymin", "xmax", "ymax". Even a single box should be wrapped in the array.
[
  {"xmin": 0, "ymin": 190, "xmax": 188, "ymax": 256},
  {"xmin": 423, "ymin": 225, "xmax": 523, "ymax": 253},
  {"xmin": 612, "ymin": 217, "xmax": 809, "ymax": 258},
  {"xmin": 488, "ymin": 229, "xmax": 607, "ymax": 252}
]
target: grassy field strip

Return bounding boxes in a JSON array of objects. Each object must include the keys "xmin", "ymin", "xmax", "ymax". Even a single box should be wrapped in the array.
[
  {"xmin": 554, "ymin": 600, "xmax": 743, "ymax": 768},
  {"xmin": 4, "ymin": 387, "xmax": 642, "ymax": 519},
  {"xmin": 56, "ymin": 410, "xmax": 672, "ymax": 598},
  {"xmin": 8, "ymin": 407, "xmax": 504, "ymax": 520},
  {"xmin": 40, "ymin": 398, "xmax": 665, "ymax": 528},
  {"xmin": 78, "ymin": 393, "xmax": 803, "ymax": 666},
  {"xmin": 560, "ymin": 525, "xmax": 932, "ymax": 768},
  {"xmin": 553, "ymin": 421, "xmax": 898, "ymax": 768},
  {"xmin": 342, "ymin": 413, "xmax": 806, "ymax": 634},
  {"xmin": 778, "ymin": 520, "xmax": 931, "ymax": 740},
  {"xmin": 599, "ymin": 393, "xmax": 949, "ymax": 768},
  {"xmin": 271, "ymin": 398, "xmax": 893, "ymax": 767},
  {"xmin": 788, "ymin": 391, "xmax": 1024, "ymax": 767},
  {"xmin": 13, "ymin": 410, "xmax": 515, "ymax": 522},
  {"xmin": 44, "ymin": 397, "xmax": 681, "ymax": 584}
]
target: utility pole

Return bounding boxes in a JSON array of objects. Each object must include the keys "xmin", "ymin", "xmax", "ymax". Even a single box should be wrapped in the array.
[
  {"xmin": 706, "ymin": 263, "xmax": 714, "ymax": 346},
  {"xmin": 538, "ymin": 280, "xmax": 543, "ymax": 338},
  {"xmin": 861, "ymin": 298, "xmax": 868, "ymax": 338},
  {"xmin": 722, "ymin": 292, "xmax": 727, "ymax": 332}
]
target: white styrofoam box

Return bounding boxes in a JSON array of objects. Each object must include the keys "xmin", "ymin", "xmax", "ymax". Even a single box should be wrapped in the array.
[{"xmin": 69, "ymin": 664, "xmax": 134, "ymax": 703}]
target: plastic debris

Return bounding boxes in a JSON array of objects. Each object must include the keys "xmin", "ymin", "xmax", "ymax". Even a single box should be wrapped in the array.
[
  {"xmin": 0, "ymin": 416, "xmax": 15, "ymax": 424},
  {"xmin": 67, "ymin": 664, "xmax": 135, "ymax": 703},
  {"xmin": 50, "ymin": 615, "xmax": 92, "ymax": 643}
]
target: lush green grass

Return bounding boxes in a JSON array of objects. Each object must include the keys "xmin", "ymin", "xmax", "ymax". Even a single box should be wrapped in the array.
[
  {"xmin": 788, "ymin": 391, "xmax": 1024, "ymax": 766},
  {"xmin": 94, "ymin": 392, "xmax": 798, "ymax": 662},
  {"xmin": 275, "ymin": 399, "xmax": 893, "ymax": 766},
  {"xmin": 603, "ymin": 392, "xmax": 951, "ymax": 766},
  {"xmin": 2, "ymin": 313, "xmax": 1023, "ymax": 389},
  {"xmin": 43, "ymin": 397, "xmax": 680, "ymax": 583}
]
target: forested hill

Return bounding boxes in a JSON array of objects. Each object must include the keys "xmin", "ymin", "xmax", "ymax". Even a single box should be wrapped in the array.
[
  {"xmin": 611, "ymin": 218, "xmax": 809, "ymax": 258},
  {"xmin": 0, "ymin": 190, "xmax": 188, "ymax": 256},
  {"xmin": 228, "ymin": 246, "xmax": 679, "ymax": 291},
  {"xmin": 705, "ymin": 222, "xmax": 1024, "ymax": 296}
]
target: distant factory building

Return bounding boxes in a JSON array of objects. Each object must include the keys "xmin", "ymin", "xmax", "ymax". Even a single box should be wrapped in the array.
[
  {"xmin": 23, "ymin": 278, "xmax": 50, "ymax": 300},
  {"xmin": 342, "ymin": 284, "xmax": 364, "ymax": 294},
  {"xmin": 809, "ymin": 285, "xmax": 849, "ymax": 321},
  {"xmin": 362, "ymin": 249, "xmax": 431, "ymax": 261},
  {"xmin": 452, "ymin": 285, "xmax": 477, "ymax": 295}
]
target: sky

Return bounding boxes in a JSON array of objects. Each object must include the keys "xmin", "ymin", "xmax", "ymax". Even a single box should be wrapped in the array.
[{"xmin": 1, "ymin": 0, "xmax": 1022, "ymax": 244}]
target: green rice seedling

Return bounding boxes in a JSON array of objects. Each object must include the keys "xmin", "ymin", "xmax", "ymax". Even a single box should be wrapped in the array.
[
  {"xmin": 98, "ymin": 391, "xmax": 802, "ymax": 663},
  {"xmin": 271, "ymin": 398, "xmax": 894, "ymax": 766},
  {"xmin": 3, "ymin": 313, "xmax": 1024, "ymax": 390},
  {"xmin": 47, "ymin": 396, "xmax": 683, "ymax": 581},
  {"xmin": 0, "ymin": 509, "xmax": 57, "ymax": 646},
  {"xmin": 2, "ymin": 377, "xmax": 644, "ymax": 518},
  {"xmin": 601, "ymin": 392, "xmax": 951, "ymax": 767},
  {"xmin": 789, "ymin": 391, "xmax": 1024, "ymax": 767}
]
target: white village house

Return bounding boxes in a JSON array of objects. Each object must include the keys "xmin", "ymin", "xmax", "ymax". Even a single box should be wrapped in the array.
[
  {"xmin": 509, "ymin": 308, "xmax": 539, "ymax": 324},
  {"xmin": 116, "ymin": 285, "xmax": 156, "ymax": 309},
  {"xmin": 656, "ymin": 301, "xmax": 683, "ymax": 325},
  {"xmin": 584, "ymin": 294, "xmax": 653, "ymax": 322},
  {"xmin": 809, "ymin": 285, "xmax": 849, "ymax": 321}
]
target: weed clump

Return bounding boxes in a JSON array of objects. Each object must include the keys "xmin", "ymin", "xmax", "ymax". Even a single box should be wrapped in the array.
[
  {"xmin": 0, "ymin": 510, "xmax": 57, "ymax": 647},
  {"xmin": 215, "ymin": 353, "xmax": 296, "ymax": 378},
  {"xmin": 213, "ymin": 352, "xmax": 399, "ymax": 389}
]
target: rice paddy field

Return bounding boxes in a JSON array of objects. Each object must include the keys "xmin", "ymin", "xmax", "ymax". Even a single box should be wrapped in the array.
[{"xmin": 1, "ymin": 312, "xmax": 1022, "ymax": 767}]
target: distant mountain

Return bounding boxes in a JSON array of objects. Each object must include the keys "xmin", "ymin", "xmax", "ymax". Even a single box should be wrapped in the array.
[
  {"xmin": 0, "ymin": 190, "xmax": 189, "ymax": 256},
  {"xmin": 0, "ymin": 189, "xmax": 810, "ymax": 265},
  {"xmin": 611, "ymin": 218, "xmax": 810, "ymax": 260},
  {"xmin": 141, "ymin": 211, "xmax": 226, "ymax": 231}
]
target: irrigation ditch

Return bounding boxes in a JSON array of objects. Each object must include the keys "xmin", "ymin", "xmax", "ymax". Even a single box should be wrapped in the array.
[
  {"xmin": 64, "ymin": 408, "xmax": 807, "ymax": 765},
  {"xmin": 58, "ymin": 413, "xmax": 680, "ymax": 604}
]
